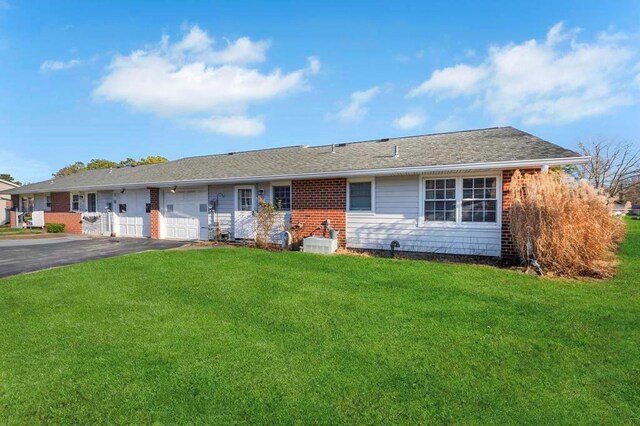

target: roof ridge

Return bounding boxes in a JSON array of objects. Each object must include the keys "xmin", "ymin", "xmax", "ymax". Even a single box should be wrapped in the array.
[
  {"xmin": 174, "ymin": 126, "xmax": 513, "ymax": 161},
  {"xmin": 177, "ymin": 144, "xmax": 310, "ymax": 161}
]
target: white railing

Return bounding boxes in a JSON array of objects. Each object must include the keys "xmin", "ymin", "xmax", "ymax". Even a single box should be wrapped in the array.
[{"xmin": 82, "ymin": 212, "xmax": 111, "ymax": 236}]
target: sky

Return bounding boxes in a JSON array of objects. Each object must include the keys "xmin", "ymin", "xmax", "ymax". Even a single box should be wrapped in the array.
[{"xmin": 0, "ymin": 0, "xmax": 639, "ymax": 183}]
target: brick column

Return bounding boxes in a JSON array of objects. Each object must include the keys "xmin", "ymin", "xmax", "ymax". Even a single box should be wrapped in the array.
[
  {"xmin": 291, "ymin": 178, "xmax": 347, "ymax": 248},
  {"xmin": 501, "ymin": 170, "xmax": 518, "ymax": 262},
  {"xmin": 149, "ymin": 188, "xmax": 161, "ymax": 239},
  {"xmin": 501, "ymin": 169, "xmax": 540, "ymax": 263},
  {"xmin": 9, "ymin": 210, "xmax": 17, "ymax": 228}
]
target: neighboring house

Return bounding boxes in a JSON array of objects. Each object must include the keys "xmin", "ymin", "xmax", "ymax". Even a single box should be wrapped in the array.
[
  {"xmin": 2, "ymin": 127, "xmax": 588, "ymax": 260},
  {"xmin": 0, "ymin": 179, "xmax": 20, "ymax": 225}
]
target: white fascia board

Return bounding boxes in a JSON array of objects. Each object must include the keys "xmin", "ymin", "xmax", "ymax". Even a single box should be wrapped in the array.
[{"xmin": 8, "ymin": 156, "xmax": 590, "ymax": 194}]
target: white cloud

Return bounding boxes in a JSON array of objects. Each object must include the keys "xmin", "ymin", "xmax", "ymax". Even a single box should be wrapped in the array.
[
  {"xmin": 93, "ymin": 25, "xmax": 313, "ymax": 136},
  {"xmin": 40, "ymin": 59, "xmax": 81, "ymax": 72},
  {"xmin": 393, "ymin": 110, "xmax": 427, "ymax": 130},
  {"xmin": 187, "ymin": 115, "xmax": 265, "ymax": 137},
  {"xmin": 307, "ymin": 56, "xmax": 321, "ymax": 75},
  {"xmin": 335, "ymin": 86, "xmax": 380, "ymax": 121},
  {"xmin": 408, "ymin": 22, "xmax": 638, "ymax": 125},
  {"xmin": 408, "ymin": 64, "xmax": 488, "ymax": 98}
]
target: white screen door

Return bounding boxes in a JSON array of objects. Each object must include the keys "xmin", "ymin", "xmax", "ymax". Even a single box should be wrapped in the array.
[{"xmin": 234, "ymin": 186, "xmax": 255, "ymax": 239}]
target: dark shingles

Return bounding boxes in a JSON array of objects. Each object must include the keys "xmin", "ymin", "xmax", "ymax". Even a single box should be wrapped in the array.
[{"xmin": 7, "ymin": 127, "xmax": 582, "ymax": 193}]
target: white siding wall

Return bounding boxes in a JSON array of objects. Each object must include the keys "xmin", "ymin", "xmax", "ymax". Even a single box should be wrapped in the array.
[
  {"xmin": 34, "ymin": 194, "xmax": 50, "ymax": 211},
  {"xmin": 97, "ymin": 190, "xmax": 113, "ymax": 212},
  {"xmin": 208, "ymin": 184, "xmax": 235, "ymax": 238},
  {"xmin": 346, "ymin": 175, "xmax": 501, "ymax": 256},
  {"xmin": 208, "ymin": 182, "xmax": 291, "ymax": 241}
]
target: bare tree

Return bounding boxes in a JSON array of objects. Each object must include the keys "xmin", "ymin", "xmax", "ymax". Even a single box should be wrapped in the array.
[{"xmin": 577, "ymin": 138, "xmax": 640, "ymax": 200}]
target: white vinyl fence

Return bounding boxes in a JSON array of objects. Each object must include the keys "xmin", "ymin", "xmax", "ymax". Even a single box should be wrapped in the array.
[{"xmin": 82, "ymin": 212, "xmax": 111, "ymax": 236}]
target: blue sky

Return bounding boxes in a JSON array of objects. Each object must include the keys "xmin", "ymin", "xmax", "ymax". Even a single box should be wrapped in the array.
[{"xmin": 1, "ymin": 0, "xmax": 639, "ymax": 183}]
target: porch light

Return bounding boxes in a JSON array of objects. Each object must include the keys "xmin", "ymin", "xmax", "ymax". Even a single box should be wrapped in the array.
[
  {"xmin": 170, "ymin": 185, "xmax": 177, "ymax": 193},
  {"xmin": 120, "ymin": 188, "xmax": 126, "ymax": 194}
]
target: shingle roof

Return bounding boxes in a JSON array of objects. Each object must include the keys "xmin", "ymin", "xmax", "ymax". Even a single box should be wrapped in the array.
[{"xmin": 6, "ymin": 127, "xmax": 584, "ymax": 194}]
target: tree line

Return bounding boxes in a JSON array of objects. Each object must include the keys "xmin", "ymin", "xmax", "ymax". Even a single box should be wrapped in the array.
[{"xmin": 52, "ymin": 156, "xmax": 169, "ymax": 178}]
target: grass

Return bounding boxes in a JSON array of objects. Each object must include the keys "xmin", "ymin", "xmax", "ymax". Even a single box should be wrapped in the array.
[
  {"xmin": 1, "ymin": 220, "xmax": 639, "ymax": 424},
  {"xmin": 0, "ymin": 227, "xmax": 44, "ymax": 237}
]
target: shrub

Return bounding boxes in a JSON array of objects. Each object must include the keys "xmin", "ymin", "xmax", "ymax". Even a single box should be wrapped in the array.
[
  {"xmin": 509, "ymin": 170, "xmax": 625, "ymax": 278},
  {"xmin": 46, "ymin": 223, "xmax": 66, "ymax": 233},
  {"xmin": 254, "ymin": 196, "xmax": 283, "ymax": 250}
]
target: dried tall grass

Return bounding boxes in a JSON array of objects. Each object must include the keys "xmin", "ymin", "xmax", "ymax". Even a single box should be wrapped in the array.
[{"xmin": 509, "ymin": 170, "xmax": 625, "ymax": 278}]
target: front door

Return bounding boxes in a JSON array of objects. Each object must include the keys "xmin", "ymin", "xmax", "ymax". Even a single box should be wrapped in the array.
[
  {"xmin": 87, "ymin": 193, "xmax": 97, "ymax": 213},
  {"xmin": 234, "ymin": 186, "xmax": 255, "ymax": 239}
]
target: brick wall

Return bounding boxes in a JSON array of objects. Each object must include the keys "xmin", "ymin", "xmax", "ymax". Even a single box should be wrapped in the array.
[
  {"xmin": 149, "ymin": 188, "xmax": 160, "ymax": 239},
  {"xmin": 9, "ymin": 210, "xmax": 17, "ymax": 227},
  {"xmin": 501, "ymin": 169, "xmax": 540, "ymax": 263},
  {"xmin": 291, "ymin": 178, "xmax": 347, "ymax": 248},
  {"xmin": 44, "ymin": 212, "xmax": 82, "ymax": 234},
  {"xmin": 51, "ymin": 192, "xmax": 71, "ymax": 212}
]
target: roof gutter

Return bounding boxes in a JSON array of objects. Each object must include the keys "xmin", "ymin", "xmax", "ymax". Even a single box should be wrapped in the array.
[{"xmin": 4, "ymin": 156, "xmax": 590, "ymax": 194}]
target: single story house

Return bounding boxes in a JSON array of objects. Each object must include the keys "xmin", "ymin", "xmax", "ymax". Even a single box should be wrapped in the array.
[
  {"xmin": 3, "ymin": 127, "xmax": 588, "ymax": 260},
  {"xmin": 0, "ymin": 178, "xmax": 20, "ymax": 225}
]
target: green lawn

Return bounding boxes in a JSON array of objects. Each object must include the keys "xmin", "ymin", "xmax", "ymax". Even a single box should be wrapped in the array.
[
  {"xmin": 1, "ymin": 221, "xmax": 639, "ymax": 424},
  {"xmin": 0, "ymin": 227, "xmax": 43, "ymax": 237}
]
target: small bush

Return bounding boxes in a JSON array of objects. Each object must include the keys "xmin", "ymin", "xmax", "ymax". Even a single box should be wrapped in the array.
[
  {"xmin": 46, "ymin": 223, "xmax": 65, "ymax": 233},
  {"xmin": 254, "ymin": 196, "xmax": 283, "ymax": 250},
  {"xmin": 510, "ymin": 170, "xmax": 625, "ymax": 278}
]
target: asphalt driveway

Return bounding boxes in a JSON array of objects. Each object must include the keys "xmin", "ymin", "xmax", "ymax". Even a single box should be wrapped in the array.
[{"xmin": 0, "ymin": 237, "xmax": 187, "ymax": 278}]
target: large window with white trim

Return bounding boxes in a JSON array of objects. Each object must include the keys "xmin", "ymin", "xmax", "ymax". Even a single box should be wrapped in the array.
[
  {"xmin": 461, "ymin": 177, "xmax": 497, "ymax": 223},
  {"xmin": 423, "ymin": 176, "xmax": 499, "ymax": 224}
]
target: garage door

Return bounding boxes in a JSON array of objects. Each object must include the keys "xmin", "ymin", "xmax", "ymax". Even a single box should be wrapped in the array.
[
  {"xmin": 116, "ymin": 189, "xmax": 150, "ymax": 237},
  {"xmin": 164, "ymin": 190, "xmax": 208, "ymax": 240}
]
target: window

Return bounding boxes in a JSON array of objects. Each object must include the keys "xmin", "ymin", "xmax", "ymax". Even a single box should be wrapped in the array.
[
  {"xmin": 45, "ymin": 195, "xmax": 51, "ymax": 208},
  {"xmin": 424, "ymin": 178, "xmax": 457, "ymax": 222},
  {"xmin": 272, "ymin": 185, "xmax": 291, "ymax": 210},
  {"xmin": 462, "ymin": 177, "xmax": 497, "ymax": 223},
  {"xmin": 349, "ymin": 181, "xmax": 373, "ymax": 211},
  {"xmin": 87, "ymin": 193, "xmax": 97, "ymax": 212},
  {"xmin": 71, "ymin": 194, "xmax": 80, "ymax": 211},
  {"xmin": 166, "ymin": 204, "xmax": 173, "ymax": 213},
  {"xmin": 238, "ymin": 188, "xmax": 253, "ymax": 211},
  {"xmin": 422, "ymin": 176, "xmax": 499, "ymax": 225}
]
